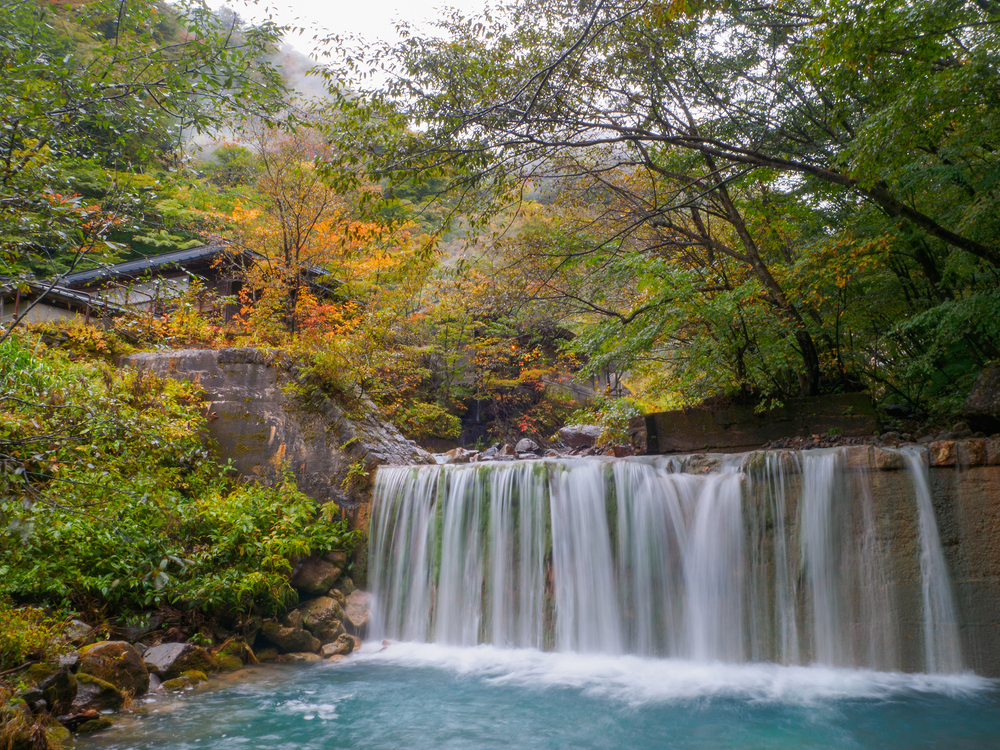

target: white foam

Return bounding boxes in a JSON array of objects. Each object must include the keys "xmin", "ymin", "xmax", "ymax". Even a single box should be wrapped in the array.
[{"xmin": 352, "ymin": 642, "xmax": 994, "ymax": 705}]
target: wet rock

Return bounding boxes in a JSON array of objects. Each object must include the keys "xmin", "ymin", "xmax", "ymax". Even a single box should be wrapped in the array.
[
  {"xmin": 72, "ymin": 674, "xmax": 124, "ymax": 712},
  {"xmin": 878, "ymin": 431, "xmax": 902, "ymax": 445},
  {"xmin": 683, "ymin": 454, "xmax": 721, "ymax": 474},
  {"xmin": 79, "ymin": 641, "xmax": 149, "ymax": 696},
  {"xmin": 319, "ymin": 634, "xmax": 354, "ymax": 658},
  {"xmin": 76, "ymin": 715, "xmax": 114, "ymax": 734},
  {"xmin": 64, "ymin": 620, "xmax": 93, "ymax": 645},
  {"xmin": 874, "ymin": 448, "xmax": 904, "ymax": 470},
  {"xmin": 290, "ymin": 557, "xmax": 342, "ymax": 596},
  {"xmin": 959, "ymin": 438, "xmax": 987, "ymax": 466},
  {"xmin": 498, "ymin": 444, "xmax": 516, "ymax": 457},
  {"xmin": 514, "ymin": 438, "xmax": 540, "ymax": 453},
  {"xmin": 544, "ymin": 449, "xmax": 561, "ymax": 457},
  {"xmin": 326, "ymin": 654, "xmax": 347, "ymax": 664},
  {"xmin": 255, "ymin": 648, "xmax": 280, "ymax": 663},
  {"xmin": 558, "ymin": 424, "xmax": 602, "ymax": 448},
  {"xmin": 928, "ymin": 440, "xmax": 957, "ymax": 466},
  {"xmin": 148, "ymin": 674, "xmax": 162, "ymax": 692},
  {"xmin": 214, "ymin": 653, "xmax": 243, "ymax": 672},
  {"xmin": 479, "ymin": 444, "xmax": 499, "ymax": 460},
  {"xmin": 297, "ymin": 597, "xmax": 346, "ymax": 644},
  {"xmin": 348, "ymin": 635, "xmax": 362, "ymax": 652},
  {"xmin": 280, "ymin": 652, "xmax": 322, "ymax": 662},
  {"xmin": 160, "ymin": 670, "xmax": 208, "ymax": 691},
  {"xmin": 260, "ymin": 622, "xmax": 320, "ymax": 654},
  {"xmin": 25, "ymin": 663, "xmax": 77, "ymax": 714},
  {"xmin": 344, "ymin": 590, "xmax": 372, "ymax": 634},
  {"xmin": 336, "ymin": 577, "xmax": 356, "ymax": 596},
  {"xmin": 282, "ymin": 609, "xmax": 305, "ymax": 629},
  {"xmin": 843, "ymin": 445, "xmax": 873, "ymax": 471},
  {"xmin": 19, "ymin": 687, "xmax": 47, "ymax": 713},
  {"xmin": 328, "ymin": 588, "xmax": 347, "ymax": 606},
  {"xmin": 214, "ymin": 640, "xmax": 256, "ymax": 665},
  {"xmin": 325, "ymin": 550, "xmax": 349, "ymax": 567},
  {"xmin": 142, "ymin": 642, "xmax": 218, "ymax": 680},
  {"xmin": 57, "ymin": 652, "xmax": 80, "ymax": 673},
  {"xmin": 442, "ymin": 447, "xmax": 478, "ymax": 464},
  {"xmin": 45, "ymin": 720, "xmax": 72, "ymax": 748}
]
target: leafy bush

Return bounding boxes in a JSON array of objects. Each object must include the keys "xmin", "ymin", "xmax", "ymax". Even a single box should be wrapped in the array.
[
  {"xmin": 0, "ymin": 598, "xmax": 67, "ymax": 672},
  {"xmin": 394, "ymin": 401, "xmax": 462, "ymax": 440},
  {"xmin": 0, "ymin": 336, "xmax": 358, "ymax": 620},
  {"xmin": 570, "ymin": 395, "xmax": 643, "ymax": 447}
]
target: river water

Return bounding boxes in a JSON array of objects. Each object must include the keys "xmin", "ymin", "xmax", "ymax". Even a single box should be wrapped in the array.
[{"xmin": 79, "ymin": 644, "xmax": 1000, "ymax": 750}]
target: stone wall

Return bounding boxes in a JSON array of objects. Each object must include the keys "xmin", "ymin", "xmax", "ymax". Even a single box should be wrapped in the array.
[
  {"xmin": 738, "ymin": 443, "xmax": 1000, "ymax": 676},
  {"xmin": 633, "ymin": 393, "xmax": 877, "ymax": 453},
  {"xmin": 123, "ymin": 348, "xmax": 432, "ymax": 532}
]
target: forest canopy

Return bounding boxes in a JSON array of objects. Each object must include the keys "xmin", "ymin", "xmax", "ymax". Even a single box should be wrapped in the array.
[{"xmin": 320, "ymin": 0, "xmax": 1000, "ymax": 417}]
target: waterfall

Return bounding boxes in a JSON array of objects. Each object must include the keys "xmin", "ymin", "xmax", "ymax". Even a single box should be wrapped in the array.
[
  {"xmin": 901, "ymin": 448, "xmax": 963, "ymax": 673},
  {"xmin": 368, "ymin": 448, "xmax": 964, "ymax": 673}
]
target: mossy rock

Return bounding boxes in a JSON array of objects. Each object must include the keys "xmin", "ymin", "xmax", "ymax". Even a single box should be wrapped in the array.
[
  {"xmin": 25, "ymin": 662, "xmax": 59, "ymax": 683},
  {"xmin": 216, "ymin": 639, "xmax": 256, "ymax": 664},
  {"xmin": 255, "ymin": 648, "xmax": 280, "ymax": 663},
  {"xmin": 160, "ymin": 670, "xmax": 209, "ymax": 691},
  {"xmin": 76, "ymin": 715, "xmax": 114, "ymax": 734},
  {"xmin": 143, "ymin": 642, "xmax": 218, "ymax": 680},
  {"xmin": 215, "ymin": 653, "xmax": 243, "ymax": 672},
  {"xmin": 45, "ymin": 720, "xmax": 72, "ymax": 748},
  {"xmin": 72, "ymin": 673, "xmax": 125, "ymax": 712},
  {"xmin": 24, "ymin": 662, "xmax": 78, "ymax": 714},
  {"xmin": 80, "ymin": 640, "xmax": 150, "ymax": 695}
]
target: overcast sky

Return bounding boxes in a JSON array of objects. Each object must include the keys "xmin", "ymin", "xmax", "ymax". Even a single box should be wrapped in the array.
[{"xmin": 234, "ymin": 0, "xmax": 495, "ymax": 56}]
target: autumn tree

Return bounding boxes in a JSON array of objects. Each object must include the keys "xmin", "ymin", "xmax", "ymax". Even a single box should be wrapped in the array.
[
  {"xmin": 322, "ymin": 0, "xmax": 1000, "ymax": 415},
  {"xmin": 0, "ymin": 0, "xmax": 289, "ymax": 340}
]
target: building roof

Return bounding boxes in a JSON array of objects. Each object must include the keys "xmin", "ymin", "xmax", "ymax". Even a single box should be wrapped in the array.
[
  {"xmin": 61, "ymin": 244, "xmax": 342, "ymax": 297},
  {"xmin": 62, "ymin": 244, "xmax": 225, "ymax": 287},
  {"xmin": 0, "ymin": 279, "xmax": 129, "ymax": 317}
]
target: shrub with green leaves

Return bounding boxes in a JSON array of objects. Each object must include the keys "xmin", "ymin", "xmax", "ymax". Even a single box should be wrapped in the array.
[
  {"xmin": 570, "ymin": 395, "xmax": 643, "ymax": 447},
  {"xmin": 0, "ymin": 336, "xmax": 358, "ymax": 620}
]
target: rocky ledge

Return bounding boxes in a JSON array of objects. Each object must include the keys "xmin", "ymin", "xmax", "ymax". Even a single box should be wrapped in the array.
[{"xmin": 2, "ymin": 551, "xmax": 373, "ymax": 747}]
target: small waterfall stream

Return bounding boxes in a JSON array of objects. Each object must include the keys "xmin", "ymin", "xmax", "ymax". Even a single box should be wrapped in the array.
[{"xmin": 368, "ymin": 448, "xmax": 964, "ymax": 673}]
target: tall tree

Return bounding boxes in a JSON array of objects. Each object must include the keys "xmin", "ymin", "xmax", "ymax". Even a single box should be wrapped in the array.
[{"xmin": 0, "ymin": 0, "xmax": 289, "ymax": 339}]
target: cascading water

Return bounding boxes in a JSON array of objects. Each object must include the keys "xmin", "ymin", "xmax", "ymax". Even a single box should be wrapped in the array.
[{"xmin": 368, "ymin": 447, "xmax": 965, "ymax": 674}]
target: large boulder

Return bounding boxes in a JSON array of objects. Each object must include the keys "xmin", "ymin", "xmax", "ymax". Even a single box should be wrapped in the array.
[
  {"xmin": 290, "ymin": 557, "xmax": 342, "ymax": 596},
  {"xmin": 319, "ymin": 634, "xmax": 354, "ymax": 658},
  {"xmin": 514, "ymin": 438, "xmax": 540, "ymax": 453},
  {"xmin": 142, "ymin": 643, "xmax": 218, "ymax": 680},
  {"xmin": 79, "ymin": 641, "xmax": 149, "ymax": 696},
  {"xmin": 965, "ymin": 364, "xmax": 1000, "ymax": 434},
  {"xmin": 558, "ymin": 424, "xmax": 602, "ymax": 448},
  {"xmin": 344, "ymin": 590, "xmax": 372, "ymax": 634},
  {"xmin": 297, "ymin": 597, "xmax": 346, "ymax": 644},
  {"xmin": 122, "ymin": 349, "xmax": 434, "ymax": 525},
  {"xmin": 260, "ymin": 621, "xmax": 321, "ymax": 654},
  {"xmin": 72, "ymin": 674, "xmax": 124, "ymax": 712},
  {"xmin": 24, "ymin": 663, "xmax": 77, "ymax": 714}
]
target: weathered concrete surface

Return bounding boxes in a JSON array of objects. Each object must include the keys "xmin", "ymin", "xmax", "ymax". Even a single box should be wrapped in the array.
[
  {"xmin": 635, "ymin": 393, "xmax": 876, "ymax": 454},
  {"xmin": 122, "ymin": 348, "xmax": 432, "ymax": 526},
  {"xmin": 736, "ymin": 446, "xmax": 1000, "ymax": 676}
]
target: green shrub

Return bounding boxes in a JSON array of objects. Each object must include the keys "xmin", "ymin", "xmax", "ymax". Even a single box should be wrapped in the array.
[
  {"xmin": 0, "ymin": 336, "xmax": 359, "ymax": 620},
  {"xmin": 0, "ymin": 598, "xmax": 66, "ymax": 672},
  {"xmin": 569, "ymin": 395, "xmax": 643, "ymax": 447},
  {"xmin": 394, "ymin": 401, "xmax": 462, "ymax": 440}
]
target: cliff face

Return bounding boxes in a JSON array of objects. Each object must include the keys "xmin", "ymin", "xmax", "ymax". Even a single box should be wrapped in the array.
[{"xmin": 123, "ymin": 348, "xmax": 432, "ymax": 527}]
